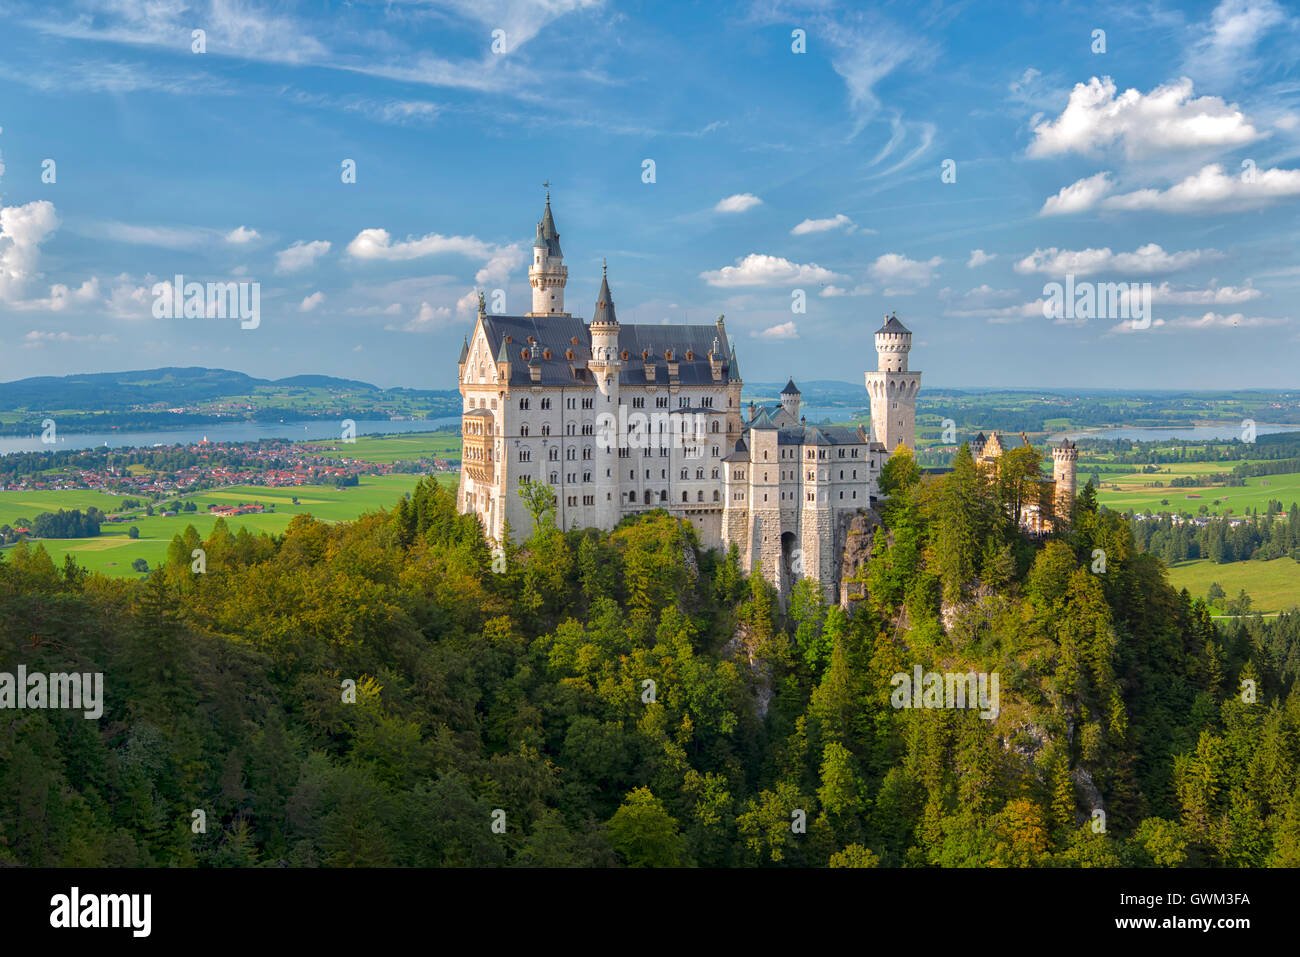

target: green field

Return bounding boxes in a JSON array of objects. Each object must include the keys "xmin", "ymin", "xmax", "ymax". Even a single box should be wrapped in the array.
[
  {"xmin": 1093, "ymin": 463, "xmax": 1300, "ymax": 516},
  {"xmin": 1166, "ymin": 557, "xmax": 1300, "ymax": 614},
  {"xmin": 0, "ymin": 489, "xmax": 136, "ymax": 525},
  {"xmin": 2, "ymin": 473, "xmax": 456, "ymax": 577},
  {"xmin": 304, "ymin": 430, "xmax": 461, "ymax": 465}
]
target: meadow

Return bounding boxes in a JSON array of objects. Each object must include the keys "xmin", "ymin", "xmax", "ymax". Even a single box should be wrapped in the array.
[
  {"xmin": 3, "ymin": 473, "xmax": 454, "ymax": 577},
  {"xmin": 304, "ymin": 430, "xmax": 461, "ymax": 465},
  {"xmin": 1092, "ymin": 462, "xmax": 1300, "ymax": 516},
  {"xmin": 1165, "ymin": 556, "xmax": 1300, "ymax": 615}
]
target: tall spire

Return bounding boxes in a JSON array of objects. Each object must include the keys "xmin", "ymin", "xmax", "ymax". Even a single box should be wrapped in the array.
[
  {"xmin": 539, "ymin": 190, "xmax": 561, "ymax": 257},
  {"xmin": 592, "ymin": 264, "xmax": 618, "ymax": 326}
]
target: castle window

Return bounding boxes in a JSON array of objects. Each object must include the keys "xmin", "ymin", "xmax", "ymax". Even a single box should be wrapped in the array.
[
  {"xmin": 682, "ymin": 491, "xmax": 688, "ymax": 502},
  {"xmin": 712, "ymin": 468, "xmax": 718, "ymax": 479},
  {"xmin": 541, "ymin": 424, "xmax": 550, "ymax": 436},
  {"xmin": 696, "ymin": 469, "xmax": 704, "ymax": 479},
  {"xmin": 521, "ymin": 424, "xmax": 529, "ymax": 436},
  {"xmin": 660, "ymin": 490, "xmax": 668, "ymax": 502},
  {"xmin": 629, "ymin": 491, "xmax": 637, "ymax": 502},
  {"xmin": 567, "ymin": 449, "xmax": 575, "ymax": 460},
  {"xmin": 713, "ymin": 490, "xmax": 720, "ymax": 502},
  {"xmin": 549, "ymin": 449, "xmax": 558, "ymax": 461},
  {"xmin": 541, "ymin": 397, "xmax": 552, "ymax": 410},
  {"xmin": 697, "ymin": 491, "xmax": 704, "ymax": 502},
  {"xmin": 633, "ymin": 397, "xmax": 645, "ymax": 409},
  {"xmin": 680, "ymin": 469, "xmax": 688, "ymax": 480},
  {"xmin": 582, "ymin": 397, "xmax": 593, "ymax": 409}
]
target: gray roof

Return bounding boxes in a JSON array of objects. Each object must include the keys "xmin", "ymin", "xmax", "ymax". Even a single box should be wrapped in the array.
[
  {"xmin": 781, "ymin": 378, "xmax": 800, "ymax": 395},
  {"xmin": 482, "ymin": 314, "xmax": 592, "ymax": 387},
  {"xmin": 475, "ymin": 313, "xmax": 738, "ymax": 388},
  {"xmin": 877, "ymin": 313, "xmax": 910, "ymax": 335},
  {"xmin": 615, "ymin": 323, "xmax": 736, "ymax": 387},
  {"xmin": 458, "ymin": 338, "xmax": 469, "ymax": 363}
]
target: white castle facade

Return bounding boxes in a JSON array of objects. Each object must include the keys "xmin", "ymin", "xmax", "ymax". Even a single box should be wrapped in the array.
[{"xmin": 457, "ymin": 195, "xmax": 931, "ymax": 599}]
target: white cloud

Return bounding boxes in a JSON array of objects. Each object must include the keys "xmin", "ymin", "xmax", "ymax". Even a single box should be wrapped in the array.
[
  {"xmin": 1184, "ymin": 0, "xmax": 1291, "ymax": 86},
  {"xmin": 1040, "ymin": 172, "xmax": 1115, "ymax": 215},
  {"xmin": 699, "ymin": 254, "xmax": 842, "ymax": 287},
  {"xmin": 753, "ymin": 321, "xmax": 798, "ymax": 340},
  {"xmin": 23, "ymin": 329, "xmax": 117, "ymax": 347},
  {"xmin": 1014, "ymin": 243, "xmax": 1221, "ymax": 277},
  {"xmin": 791, "ymin": 214, "xmax": 855, "ymax": 235},
  {"xmin": 868, "ymin": 253, "xmax": 942, "ymax": 291},
  {"xmin": 819, "ymin": 283, "xmax": 874, "ymax": 298},
  {"xmin": 967, "ymin": 249, "xmax": 996, "ymax": 268},
  {"xmin": 0, "ymin": 200, "xmax": 60, "ymax": 300},
  {"xmin": 1027, "ymin": 76, "xmax": 1263, "ymax": 159},
  {"xmin": 80, "ymin": 220, "xmax": 217, "ymax": 249},
  {"xmin": 299, "ymin": 291, "xmax": 326, "ymax": 312},
  {"xmin": 6, "ymin": 277, "xmax": 102, "ymax": 312},
  {"xmin": 1139, "ymin": 280, "xmax": 1261, "ymax": 305},
  {"xmin": 346, "ymin": 228, "xmax": 524, "ymax": 284},
  {"xmin": 388, "ymin": 300, "xmax": 453, "ymax": 332},
  {"xmin": 715, "ymin": 193, "xmax": 762, "ymax": 213},
  {"xmin": 276, "ymin": 240, "xmax": 331, "ymax": 273},
  {"xmin": 226, "ymin": 226, "xmax": 261, "ymax": 244},
  {"xmin": 1110, "ymin": 311, "xmax": 1289, "ymax": 334},
  {"xmin": 456, "ymin": 289, "xmax": 481, "ymax": 316},
  {"xmin": 1102, "ymin": 162, "xmax": 1300, "ymax": 212}
]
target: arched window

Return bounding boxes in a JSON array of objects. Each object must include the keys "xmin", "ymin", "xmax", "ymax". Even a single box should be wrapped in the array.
[
  {"xmin": 682, "ymin": 491, "xmax": 688, "ymax": 502},
  {"xmin": 520, "ymin": 424, "xmax": 529, "ymax": 436},
  {"xmin": 712, "ymin": 490, "xmax": 720, "ymax": 502}
]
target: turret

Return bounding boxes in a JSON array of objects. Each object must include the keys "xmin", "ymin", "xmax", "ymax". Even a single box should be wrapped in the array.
[
  {"xmin": 588, "ymin": 263, "xmax": 622, "ymax": 526},
  {"xmin": 874, "ymin": 312, "xmax": 912, "ymax": 372},
  {"xmin": 865, "ymin": 313, "xmax": 921, "ymax": 453},
  {"xmin": 1052, "ymin": 440, "xmax": 1078, "ymax": 525},
  {"xmin": 528, "ymin": 190, "xmax": 568, "ymax": 316},
  {"xmin": 780, "ymin": 378, "xmax": 801, "ymax": 421}
]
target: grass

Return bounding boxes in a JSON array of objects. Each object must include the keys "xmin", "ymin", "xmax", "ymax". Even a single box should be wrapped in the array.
[
  {"xmin": 303, "ymin": 430, "xmax": 462, "ymax": 465},
  {"xmin": 1093, "ymin": 463, "xmax": 1300, "ymax": 516},
  {"xmin": 2, "ymin": 473, "xmax": 457, "ymax": 577},
  {"xmin": 1165, "ymin": 557, "xmax": 1300, "ymax": 614},
  {"xmin": 0, "ymin": 489, "xmax": 136, "ymax": 526}
]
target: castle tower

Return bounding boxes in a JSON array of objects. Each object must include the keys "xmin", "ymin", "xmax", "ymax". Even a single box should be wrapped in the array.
[
  {"xmin": 1052, "ymin": 440, "xmax": 1078, "ymax": 526},
  {"xmin": 528, "ymin": 191, "xmax": 568, "ymax": 316},
  {"xmin": 588, "ymin": 263, "xmax": 622, "ymax": 526},
  {"xmin": 865, "ymin": 313, "xmax": 921, "ymax": 453},
  {"xmin": 780, "ymin": 378, "xmax": 801, "ymax": 422}
]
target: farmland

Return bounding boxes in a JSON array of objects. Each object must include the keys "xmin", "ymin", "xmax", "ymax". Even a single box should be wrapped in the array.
[
  {"xmin": 1091, "ymin": 462, "xmax": 1300, "ymax": 516},
  {"xmin": 1165, "ymin": 556, "xmax": 1300, "ymax": 615},
  {"xmin": 3, "ymin": 473, "xmax": 456, "ymax": 577}
]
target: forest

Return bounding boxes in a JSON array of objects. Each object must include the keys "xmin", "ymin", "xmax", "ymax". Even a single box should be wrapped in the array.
[{"xmin": 1, "ymin": 444, "xmax": 1297, "ymax": 867}]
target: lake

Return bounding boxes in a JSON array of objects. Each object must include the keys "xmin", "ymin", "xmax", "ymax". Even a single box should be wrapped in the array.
[
  {"xmin": 0, "ymin": 417, "xmax": 462, "ymax": 455},
  {"xmin": 1050, "ymin": 424, "xmax": 1300, "ymax": 442}
]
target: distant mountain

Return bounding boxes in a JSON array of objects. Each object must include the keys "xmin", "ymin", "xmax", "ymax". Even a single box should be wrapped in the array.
[{"xmin": 0, "ymin": 367, "xmax": 456, "ymax": 412}]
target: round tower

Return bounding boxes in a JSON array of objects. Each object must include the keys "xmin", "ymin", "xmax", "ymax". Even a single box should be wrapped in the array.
[
  {"xmin": 780, "ymin": 378, "xmax": 801, "ymax": 422},
  {"xmin": 588, "ymin": 263, "xmax": 622, "ymax": 526},
  {"xmin": 528, "ymin": 191, "xmax": 568, "ymax": 316},
  {"xmin": 1052, "ymin": 440, "xmax": 1078, "ymax": 525},
  {"xmin": 865, "ymin": 312, "xmax": 921, "ymax": 453}
]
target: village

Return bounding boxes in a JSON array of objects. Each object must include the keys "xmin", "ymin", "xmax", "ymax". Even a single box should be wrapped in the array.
[{"xmin": 0, "ymin": 437, "xmax": 457, "ymax": 500}]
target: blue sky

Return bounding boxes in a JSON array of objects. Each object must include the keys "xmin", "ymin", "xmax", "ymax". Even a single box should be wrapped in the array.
[{"xmin": 0, "ymin": 0, "xmax": 1297, "ymax": 391}]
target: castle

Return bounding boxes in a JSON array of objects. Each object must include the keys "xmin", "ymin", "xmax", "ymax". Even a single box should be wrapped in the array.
[{"xmin": 457, "ymin": 193, "xmax": 1076, "ymax": 598}]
